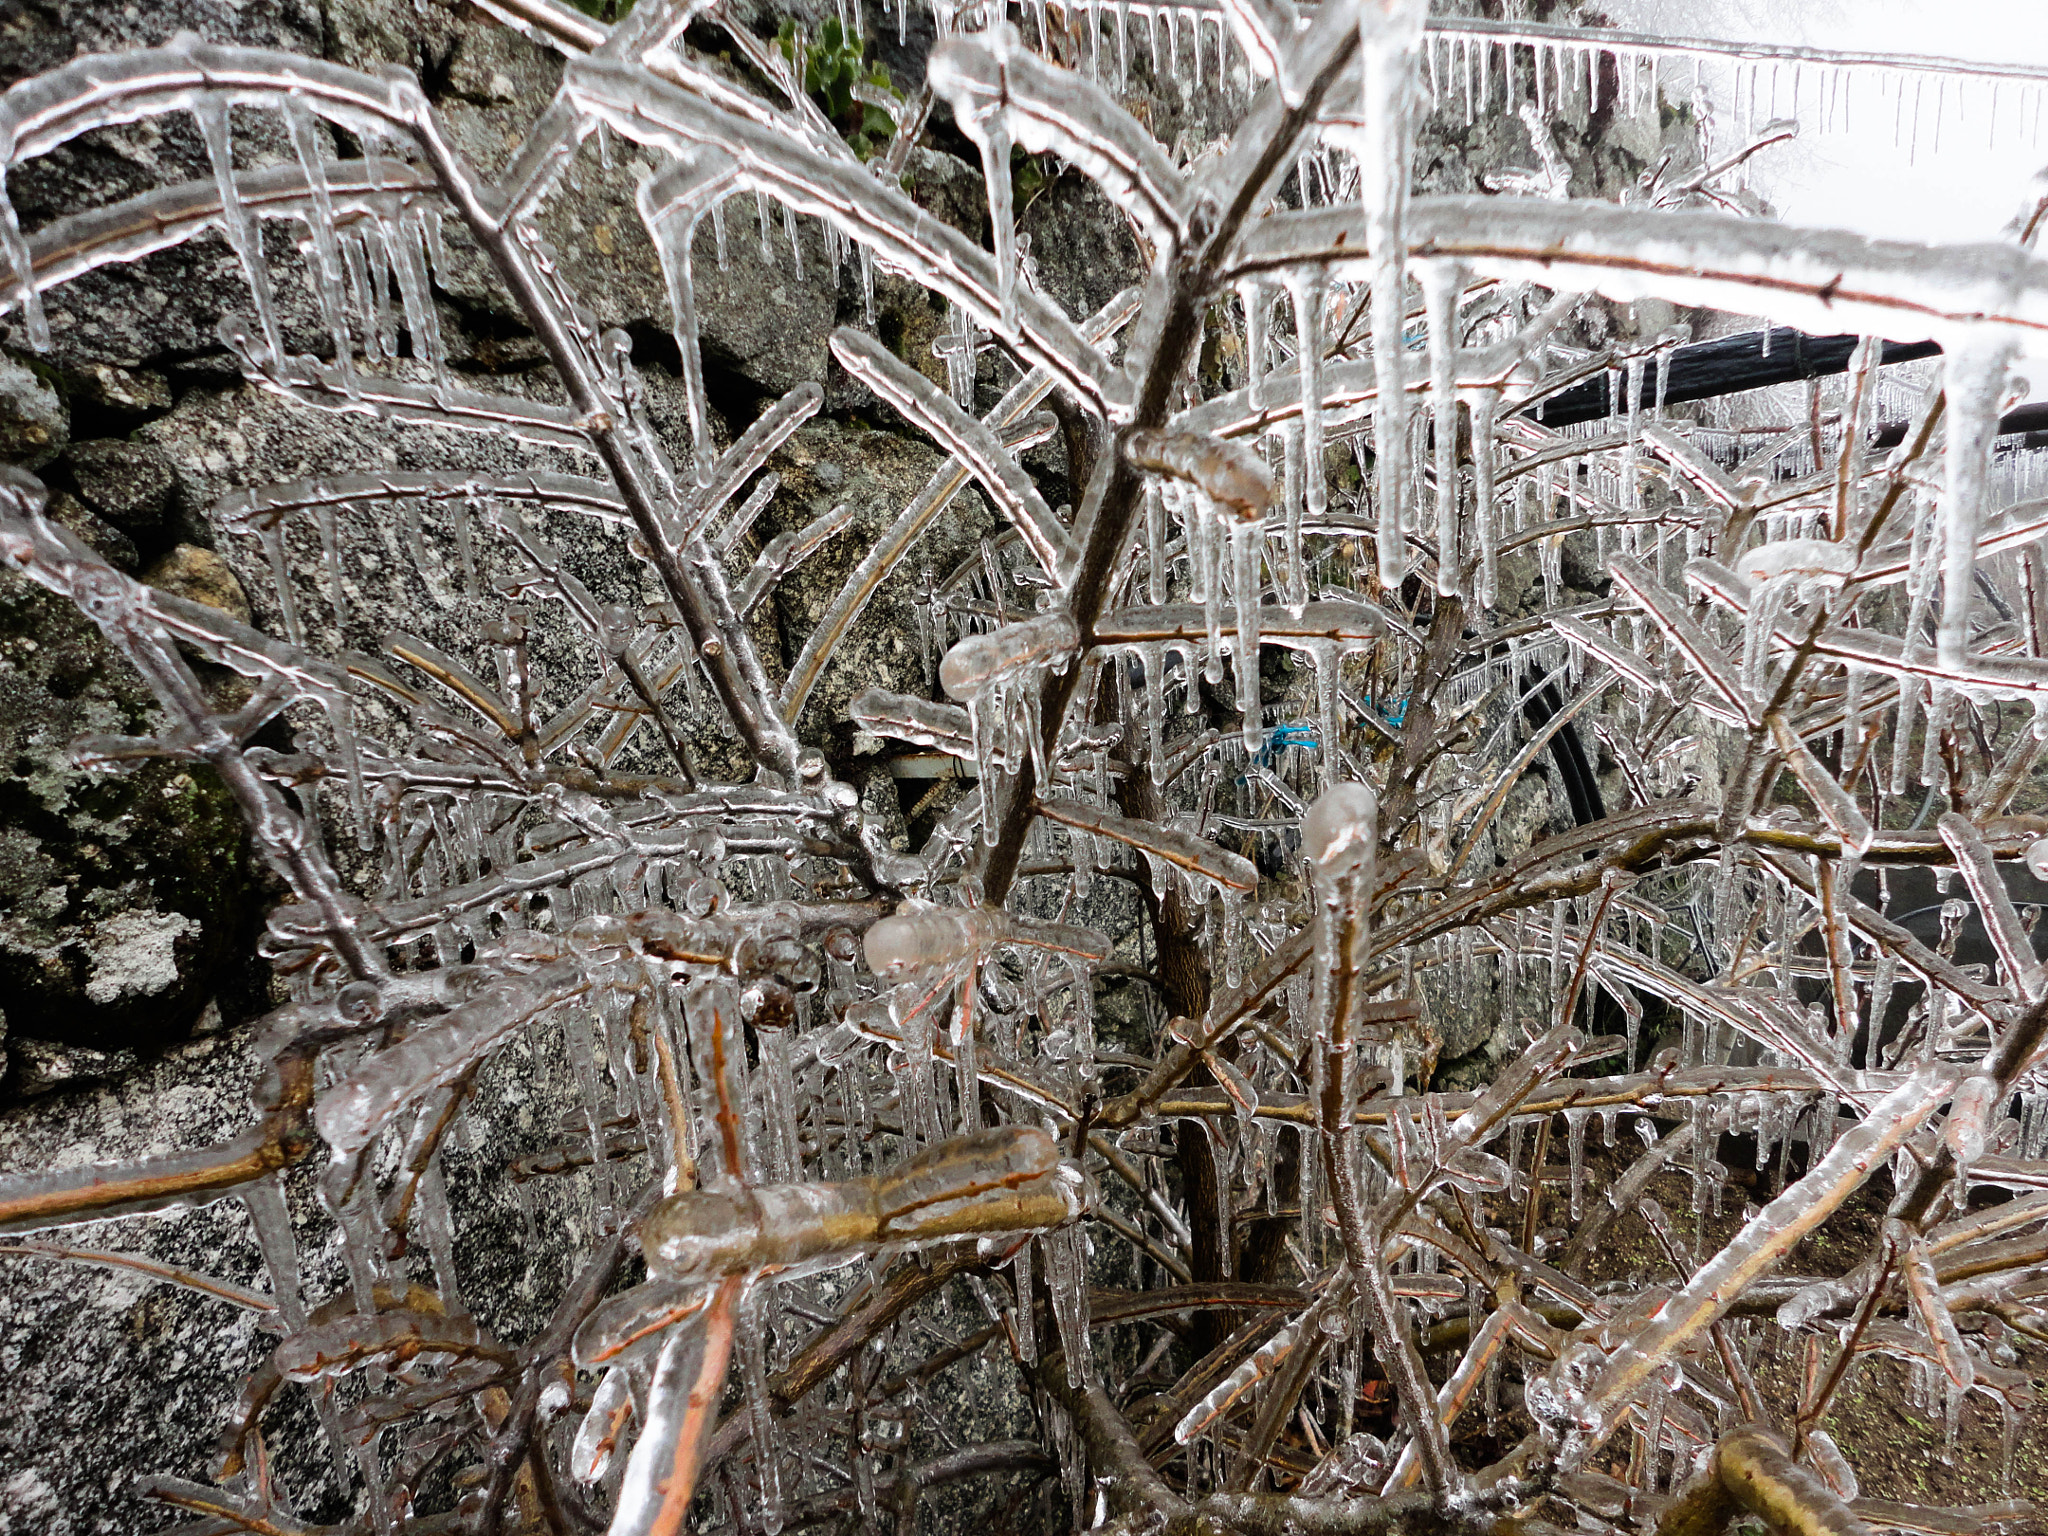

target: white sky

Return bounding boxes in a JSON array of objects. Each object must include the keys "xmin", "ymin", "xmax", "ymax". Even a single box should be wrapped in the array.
[{"xmin": 1598, "ymin": 0, "xmax": 2048, "ymax": 244}]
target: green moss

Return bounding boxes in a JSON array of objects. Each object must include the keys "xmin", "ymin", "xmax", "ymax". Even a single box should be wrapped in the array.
[{"xmin": 777, "ymin": 17, "xmax": 900, "ymax": 160}]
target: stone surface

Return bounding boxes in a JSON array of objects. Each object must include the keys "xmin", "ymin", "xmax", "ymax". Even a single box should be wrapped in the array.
[
  {"xmin": 0, "ymin": 355, "xmax": 67, "ymax": 468},
  {"xmin": 1019, "ymin": 174, "xmax": 1145, "ymax": 333},
  {"xmin": 6, "ymin": 1036, "xmax": 142, "ymax": 1098},
  {"xmin": 65, "ymin": 363, "xmax": 174, "ymax": 424},
  {"xmin": 66, "ymin": 439, "xmax": 178, "ymax": 535},
  {"xmin": 140, "ymin": 544, "xmax": 253, "ymax": 626},
  {"xmin": 140, "ymin": 543, "xmax": 253, "ymax": 626},
  {"xmin": 43, "ymin": 490, "xmax": 139, "ymax": 573},
  {"xmin": 0, "ymin": 575, "xmax": 255, "ymax": 1062},
  {"xmin": 0, "ymin": 1029, "xmax": 283, "ymax": 1536},
  {"xmin": 0, "ymin": 1018, "xmax": 603, "ymax": 1536}
]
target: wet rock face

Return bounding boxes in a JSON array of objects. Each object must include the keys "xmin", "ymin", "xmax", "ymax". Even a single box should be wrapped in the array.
[
  {"xmin": 0, "ymin": 1015, "xmax": 606, "ymax": 1536},
  {"xmin": 0, "ymin": 355, "xmax": 67, "ymax": 468},
  {"xmin": 65, "ymin": 440, "xmax": 178, "ymax": 536},
  {"xmin": 0, "ymin": 576, "xmax": 255, "ymax": 1060}
]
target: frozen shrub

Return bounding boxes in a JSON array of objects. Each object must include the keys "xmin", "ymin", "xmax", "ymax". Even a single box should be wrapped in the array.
[{"xmin": 3, "ymin": 2, "xmax": 2048, "ymax": 1533}]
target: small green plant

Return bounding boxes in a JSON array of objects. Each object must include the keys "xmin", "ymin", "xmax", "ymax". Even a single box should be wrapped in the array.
[
  {"xmin": 1010, "ymin": 145, "xmax": 1052, "ymax": 216},
  {"xmin": 777, "ymin": 17, "xmax": 898, "ymax": 159}
]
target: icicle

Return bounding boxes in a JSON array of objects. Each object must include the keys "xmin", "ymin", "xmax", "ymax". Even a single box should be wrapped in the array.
[
  {"xmin": 282, "ymin": 99, "xmax": 356, "ymax": 394},
  {"xmin": 241, "ymin": 1174, "xmax": 307, "ymax": 1330},
  {"xmin": 1564, "ymin": 1107, "xmax": 1589, "ymax": 1221},
  {"xmin": 740, "ymin": 1285, "xmax": 785, "ymax": 1533},
  {"xmin": 1291, "ymin": 271, "xmax": 1328, "ymax": 560},
  {"xmin": 1241, "ymin": 281, "xmax": 1269, "ymax": 410},
  {"xmin": 1040, "ymin": 1225, "xmax": 1092, "ymax": 1386},
  {"xmin": 640, "ymin": 157, "xmax": 738, "ymax": 486},
  {"xmin": 193, "ymin": 97, "xmax": 283, "ymax": 363},
  {"xmin": 1196, "ymin": 495, "xmax": 1226, "ymax": 684},
  {"xmin": 1011, "ymin": 1240, "xmax": 1037, "ymax": 1363},
  {"xmin": 759, "ymin": 1024, "xmax": 802, "ymax": 1182},
  {"xmin": 1231, "ymin": 519, "xmax": 1263, "ymax": 752},
  {"xmin": 1423, "ymin": 262, "xmax": 1465, "ymax": 599},
  {"xmin": 1472, "ymin": 392, "xmax": 1498, "ymax": 608},
  {"xmin": 968, "ymin": 105, "xmax": 1017, "ymax": 333},
  {"xmin": 1938, "ymin": 337, "xmax": 2017, "ymax": 671},
  {"xmin": 1363, "ymin": 8, "xmax": 1423, "ymax": 589}
]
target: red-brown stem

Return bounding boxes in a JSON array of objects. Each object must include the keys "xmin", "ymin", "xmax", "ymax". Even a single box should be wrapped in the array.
[{"xmin": 649, "ymin": 1274, "xmax": 743, "ymax": 1536}]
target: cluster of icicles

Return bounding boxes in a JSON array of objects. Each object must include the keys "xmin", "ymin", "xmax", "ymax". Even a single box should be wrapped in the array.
[{"xmin": 6, "ymin": 0, "xmax": 2048, "ymax": 1533}]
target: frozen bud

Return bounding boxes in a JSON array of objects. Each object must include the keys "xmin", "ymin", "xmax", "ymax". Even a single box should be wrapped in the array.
[
  {"xmin": 784, "ymin": 948, "xmax": 822, "ymax": 992},
  {"xmin": 823, "ymin": 927, "xmax": 859, "ymax": 963},
  {"xmin": 640, "ymin": 1189, "xmax": 767, "ymax": 1281},
  {"xmin": 683, "ymin": 878, "xmax": 725, "ymax": 917},
  {"xmin": 1125, "ymin": 428, "xmax": 1275, "ymax": 520},
  {"xmin": 741, "ymin": 977, "xmax": 797, "ymax": 1030},
  {"xmin": 335, "ymin": 980, "xmax": 385, "ymax": 1023},
  {"xmin": 939, "ymin": 610, "xmax": 1080, "ymax": 700},
  {"xmin": 823, "ymin": 779, "xmax": 859, "ymax": 809},
  {"xmin": 863, "ymin": 906, "xmax": 991, "ymax": 977},
  {"xmin": 1946, "ymin": 1073, "xmax": 2000, "ymax": 1167},
  {"xmin": 797, "ymin": 749, "xmax": 828, "ymax": 782},
  {"xmin": 2026, "ymin": 836, "xmax": 2048, "ymax": 880},
  {"xmin": 598, "ymin": 603, "xmax": 634, "ymax": 653},
  {"xmin": 1303, "ymin": 781, "xmax": 1379, "ymax": 871},
  {"xmin": 1733, "ymin": 538, "xmax": 1856, "ymax": 589}
]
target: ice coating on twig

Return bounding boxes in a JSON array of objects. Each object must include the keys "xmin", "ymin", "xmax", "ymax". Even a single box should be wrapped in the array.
[
  {"xmin": 928, "ymin": 23, "xmax": 1197, "ymax": 320},
  {"xmin": 862, "ymin": 905, "xmax": 1110, "ymax": 978},
  {"xmin": 1574, "ymin": 1065, "xmax": 1961, "ymax": 1427},
  {"xmin": 941, "ymin": 610, "xmax": 1080, "ymax": 699},
  {"xmin": 641, "ymin": 1127, "xmax": 1080, "ymax": 1280},
  {"xmin": 832, "ymin": 327, "xmax": 1080, "ymax": 582},
  {"xmin": 1124, "ymin": 428, "xmax": 1276, "ymax": 522}
]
